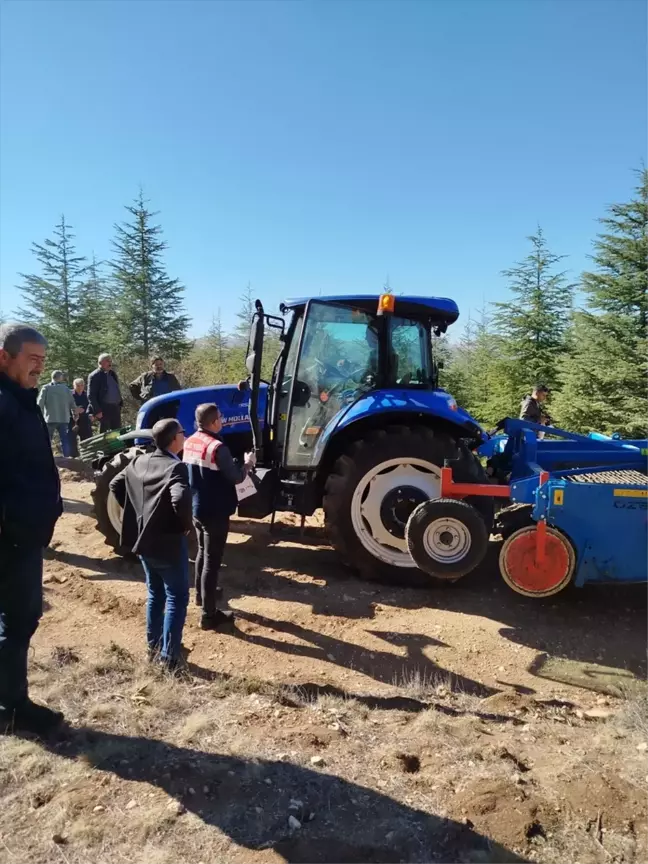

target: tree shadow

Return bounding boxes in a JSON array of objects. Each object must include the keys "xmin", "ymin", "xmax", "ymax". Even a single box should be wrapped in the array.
[
  {"xmin": 37, "ymin": 726, "xmax": 526, "ymax": 863},
  {"xmin": 229, "ymin": 609, "xmax": 496, "ymax": 698},
  {"xmin": 186, "ymin": 662, "xmax": 524, "ymax": 724}
]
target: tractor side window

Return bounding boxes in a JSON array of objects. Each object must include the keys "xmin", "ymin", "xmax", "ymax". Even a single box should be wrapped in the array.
[
  {"xmin": 284, "ymin": 302, "xmax": 377, "ymax": 468},
  {"xmin": 390, "ymin": 317, "xmax": 431, "ymax": 387}
]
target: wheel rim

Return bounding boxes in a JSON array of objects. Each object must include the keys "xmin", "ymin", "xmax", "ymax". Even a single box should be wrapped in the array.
[
  {"xmin": 422, "ymin": 517, "xmax": 472, "ymax": 564},
  {"xmin": 500, "ymin": 525, "xmax": 575, "ymax": 597},
  {"xmin": 351, "ymin": 457, "xmax": 441, "ymax": 567},
  {"xmin": 106, "ymin": 491, "xmax": 123, "ymax": 536}
]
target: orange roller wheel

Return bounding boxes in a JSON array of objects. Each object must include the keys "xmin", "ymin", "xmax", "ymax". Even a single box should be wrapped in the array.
[{"xmin": 499, "ymin": 525, "xmax": 575, "ymax": 598}]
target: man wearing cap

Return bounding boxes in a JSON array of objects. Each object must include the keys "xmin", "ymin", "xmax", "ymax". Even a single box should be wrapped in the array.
[
  {"xmin": 109, "ymin": 418, "xmax": 192, "ymax": 670},
  {"xmin": 520, "ymin": 384, "xmax": 551, "ymax": 428}
]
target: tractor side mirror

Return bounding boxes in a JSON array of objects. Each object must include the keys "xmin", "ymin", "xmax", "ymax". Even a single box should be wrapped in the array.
[{"xmin": 437, "ymin": 360, "xmax": 445, "ymax": 371}]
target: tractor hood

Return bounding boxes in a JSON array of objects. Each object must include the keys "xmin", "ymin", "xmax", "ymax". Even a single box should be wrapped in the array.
[{"xmin": 136, "ymin": 383, "xmax": 267, "ymax": 434}]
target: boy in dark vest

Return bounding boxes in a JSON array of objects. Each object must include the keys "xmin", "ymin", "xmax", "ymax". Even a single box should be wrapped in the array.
[{"xmin": 183, "ymin": 403, "xmax": 255, "ymax": 630}]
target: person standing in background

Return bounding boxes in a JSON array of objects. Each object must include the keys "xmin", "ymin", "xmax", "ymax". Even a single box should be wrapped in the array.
[
  {"xmin": 108, "ymin": 419, "xmax": 192, "ymax": 671},
  {"xmin": 37, "ymin": 370, "xmax": 77, "ymax": 457},
  {"xmin": 183, "ymin": 403, "xmax": 255, "ymax": 631},
  {"xmin": 129, "ymin": 357, "xmax": 181, "ymax": 405},
  {"xmin": 88, "ymin": 353, "xmax": 123, "ymax": 432},
  {"xmin": 0, "ymin": 322, "xmax": 64, "ymax": 735},
  {"xmin": 69, "ymin": 377, "xmax": 93, "ymax": 456}
]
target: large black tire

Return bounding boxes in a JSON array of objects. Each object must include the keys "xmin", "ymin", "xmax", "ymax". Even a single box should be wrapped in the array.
[
  {"xmin": 323, "ymin": 425, "xmax": 494, "ymax": 583},
  {"xmin": 92, "ymin": 448, "xmax": 199, "ymax": 561},
  {"xmin": 92, "ymin": 449, "xmax": 141, "ymax": 555}
]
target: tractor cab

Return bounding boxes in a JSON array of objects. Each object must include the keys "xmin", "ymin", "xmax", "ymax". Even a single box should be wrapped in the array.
[
  {"xmin": 246, "ymin": 294, "xmax": 459, "ymax": 470},
  {"xmin": 240, "ymin": 293, "xmax": 471, "ymax": 529}
]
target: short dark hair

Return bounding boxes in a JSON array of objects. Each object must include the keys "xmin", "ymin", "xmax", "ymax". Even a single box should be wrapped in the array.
[
  {"xmin": 534, "ymin": 383, "xmax": 550, "ymax": 394},
  {"xmin": 151, "ymin": 356, "xmax": 164, "ymax": 365},
  {"xmin": 152, "ymin": 418, "xmax": 182, "ymax": 450},
  {"xmin": 0, "ymin": 322, "xmax": 47, "ymax": 357},
  {"xmin": 195, "ymin": 403, "xmax": 221, "ymax": 429}
]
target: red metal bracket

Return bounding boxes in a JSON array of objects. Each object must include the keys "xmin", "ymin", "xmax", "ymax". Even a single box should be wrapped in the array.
[
  {"xmin": 535, "ymin": 518, "xmax": 547, "ymax": 564},
  {"xmin": 440, "ymin": 466, "xmax": 510, "ymax": 499}
]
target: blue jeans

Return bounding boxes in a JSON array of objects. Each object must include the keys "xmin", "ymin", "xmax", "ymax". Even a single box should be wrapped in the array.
[
  {"xmin": 139, "ymin": 539, "xmax": 189, "ymax": 665},
  {"xmin": 47, "ymin": 422, "xmax": 72, "ymax": 457},
  {"xmin": 0, "ymin": 540, "xmax": 43, "ymax": 712}
]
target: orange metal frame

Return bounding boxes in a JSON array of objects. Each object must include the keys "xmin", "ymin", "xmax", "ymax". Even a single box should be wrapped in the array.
[
  {"xmin": 440, "ymin": 466, "xmax": 551, "ymax": 566},
  {"xmin": 440, "ymin": 466, "xmax": 510, "ymax": 499}
]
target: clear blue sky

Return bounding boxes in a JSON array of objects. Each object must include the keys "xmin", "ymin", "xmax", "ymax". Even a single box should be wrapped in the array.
[{"xmin": 0, "ymin": 0, "xmax": 645, "ymax": 337}]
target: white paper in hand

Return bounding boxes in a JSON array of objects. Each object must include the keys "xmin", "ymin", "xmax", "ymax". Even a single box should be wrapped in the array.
[{"xmin": 236, "ymin": 474, "xmax": 256, "ymax": 502}]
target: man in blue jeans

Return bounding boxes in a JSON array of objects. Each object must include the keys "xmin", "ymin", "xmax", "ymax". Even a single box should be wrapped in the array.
[
  {"xmin": 109, "ymin": 419, "xmax": 192, "ymax": 670},
  {"xmin": 37, "ymin": 370, "xmax": 77, "ymax": 457}
]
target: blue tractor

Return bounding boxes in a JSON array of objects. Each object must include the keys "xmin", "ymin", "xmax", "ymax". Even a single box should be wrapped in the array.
[{"xmin": 92, "ymin": 293, "xmax": 493, "ymax": 581}]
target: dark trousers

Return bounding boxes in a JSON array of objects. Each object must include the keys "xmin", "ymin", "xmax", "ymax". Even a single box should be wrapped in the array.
[
  {"xmin": 194, "ymin": 518, "xmax": 229, "ymax": 616},
  {"xmin": 69, "ymin": 415, "xmax": 93, "ymax": 458},
  {"xmin": 139, "ymin": 538, "xmax": 189, "ymax": 664},
  {"xmin": 100, "ymin": 404, "xmax": 121, "ymax": 433},
  {"xmin": 0, "ymin": 540, "xmax": 43, "ymax": 712}
]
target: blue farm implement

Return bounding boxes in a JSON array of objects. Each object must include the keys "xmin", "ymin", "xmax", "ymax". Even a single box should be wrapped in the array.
[{"xmin": 405, "ymin": 418, "xmax": 648, "ymax": 598}]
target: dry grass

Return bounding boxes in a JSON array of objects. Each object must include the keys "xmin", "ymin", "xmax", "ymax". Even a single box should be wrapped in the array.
[{"xmin": 0, "ymin": 643, "xmax": 646, "ymax": 864}]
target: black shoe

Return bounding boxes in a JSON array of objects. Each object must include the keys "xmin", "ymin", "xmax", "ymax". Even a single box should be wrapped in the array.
[
  {"xmin": 200, "ymin": 610, "xmax": 234, "ymax": 631},
  {"xmin": 1, "ymin": 700, "xmax": 64, "ymax": 736}
]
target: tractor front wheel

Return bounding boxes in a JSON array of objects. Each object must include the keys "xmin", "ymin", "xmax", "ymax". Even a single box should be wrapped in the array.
[{"xmin": 323, "ymin": 425, "xmax": 494, "ymax": 583}]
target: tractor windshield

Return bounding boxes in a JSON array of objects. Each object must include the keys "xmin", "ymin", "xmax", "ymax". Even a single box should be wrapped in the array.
[
  {"xmin": 284, "ymin": 302, "xmax": 378, "ymax": 467},
  {"xmin": 282, "ymin": 301, "xmax": 435, "ymax": 468}
]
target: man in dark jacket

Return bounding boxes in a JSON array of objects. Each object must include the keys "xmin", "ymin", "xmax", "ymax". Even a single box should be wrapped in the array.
[
  {"xmin": 0, "ymin": 322, "xmax": 64, "ymax": 735},
  {"xmin": 109, "ymin": 419, "xmax": 192, "ymax": 669},
  {"xmin": 520, "ymin": 384, "xmax": 551, "ymax": 427},
  {"xmin": 183, "ymin": 403, "xmax": 255, "ymax": 631},
  {"xmin": 88, "ymin": 353, "xmax": 123, "ymax": 433},
  {"xmin": 129, "ymin": 357, "xmax": 181, "ymax": 405}
]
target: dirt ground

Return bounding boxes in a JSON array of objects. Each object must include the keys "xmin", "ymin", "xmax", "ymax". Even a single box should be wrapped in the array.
[{"xmin": 0, "ymin": 466, "xmax": 646, "ymax": 864}]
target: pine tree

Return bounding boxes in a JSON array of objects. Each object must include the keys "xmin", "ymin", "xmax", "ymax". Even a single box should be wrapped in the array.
[
  {"xmin": 234, "ymin": 282, "xmax": 255, "ymax": 345},
  {"xmin": 441, "ymin": 309, "xmax": 513, "ymax": 426},
  {"xmin": 76, "ymin": 254, "xmax": 112, "ymax": 367},
  {"xmin": 554, "ymin": 169, "xmax": 648, "ymax": 436},
  {"xmin": 490, "ymin": 228, "xmax": 574, "ymax": 417},
  {"xmin": 111, "ymin": 191, "xmax": 191, "ymax": 360},
  {"xmin": 207, "ymin": 309, "xmax": 228, "ymax": 363},
  {"xmin": 17, "ymin": 215, "xmax": 88, "ymax": 378}
]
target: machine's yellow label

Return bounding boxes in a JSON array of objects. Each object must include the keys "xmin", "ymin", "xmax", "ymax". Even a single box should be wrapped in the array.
[
  {"xmin": 613, "ymin": 488, "xmax": 648, "ymax": 498},
  {"xmin": 553, "ymin": 489, "xmax": 564, "ymax": 505}
]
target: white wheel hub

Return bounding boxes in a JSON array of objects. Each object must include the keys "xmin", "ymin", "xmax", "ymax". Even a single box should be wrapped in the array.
[
  {"xmin": 107, "ymin": 491, "xmax": 123, "ymax": 535},
  {"xmin": 423, "ymin": 517, "xmax": 472, "ymax": 564},
  {"xmin": 351, "ymin": 457, "xmax": 441, "ymax": 567}
]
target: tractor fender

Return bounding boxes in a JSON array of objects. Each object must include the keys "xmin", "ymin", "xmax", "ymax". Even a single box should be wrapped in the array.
[{"xmin": 311, "ymin": 388, "xmax": 487, "ymax": 467}]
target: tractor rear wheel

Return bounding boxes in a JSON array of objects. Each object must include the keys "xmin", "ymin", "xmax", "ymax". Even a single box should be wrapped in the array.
[
  {"xmin": 92, "ymin": 449, "xmax": 141, "ymax": 555},
  {"xmin": 323, "ymin": 425, "xmax": 494, "ymax": 583}
]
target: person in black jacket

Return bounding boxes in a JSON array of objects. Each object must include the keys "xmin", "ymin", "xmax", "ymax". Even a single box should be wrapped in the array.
[
  {"xmin": 520, "ymin": 384, "xmax": 552, "ymax": 434},
  {"xmin": 129, "ymin": 357, "xmax": 181, "ymax": 405},
  {"xmin": 109, "ymin": 419, "xmax": 192, "ymax": 669},
  {"xmin": 88, "ymin": 353, "xmax": 123, "ymax": 433},
  {"xmin": 183, "ymin": 404, "xmax": 255, "ymax": 631},
  {"xmin": 0, "ymin": 322, "xmax": 64, "ymax": 735}
]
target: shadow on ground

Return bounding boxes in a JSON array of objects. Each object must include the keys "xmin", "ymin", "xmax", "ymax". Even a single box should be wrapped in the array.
[
  {"xmin": 50, "ymin": 513, "xmax": 647, "ymax": 683},
  {"xmin": 38, "ymin": 726, "xmax": 526, "ymax": 863}
]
